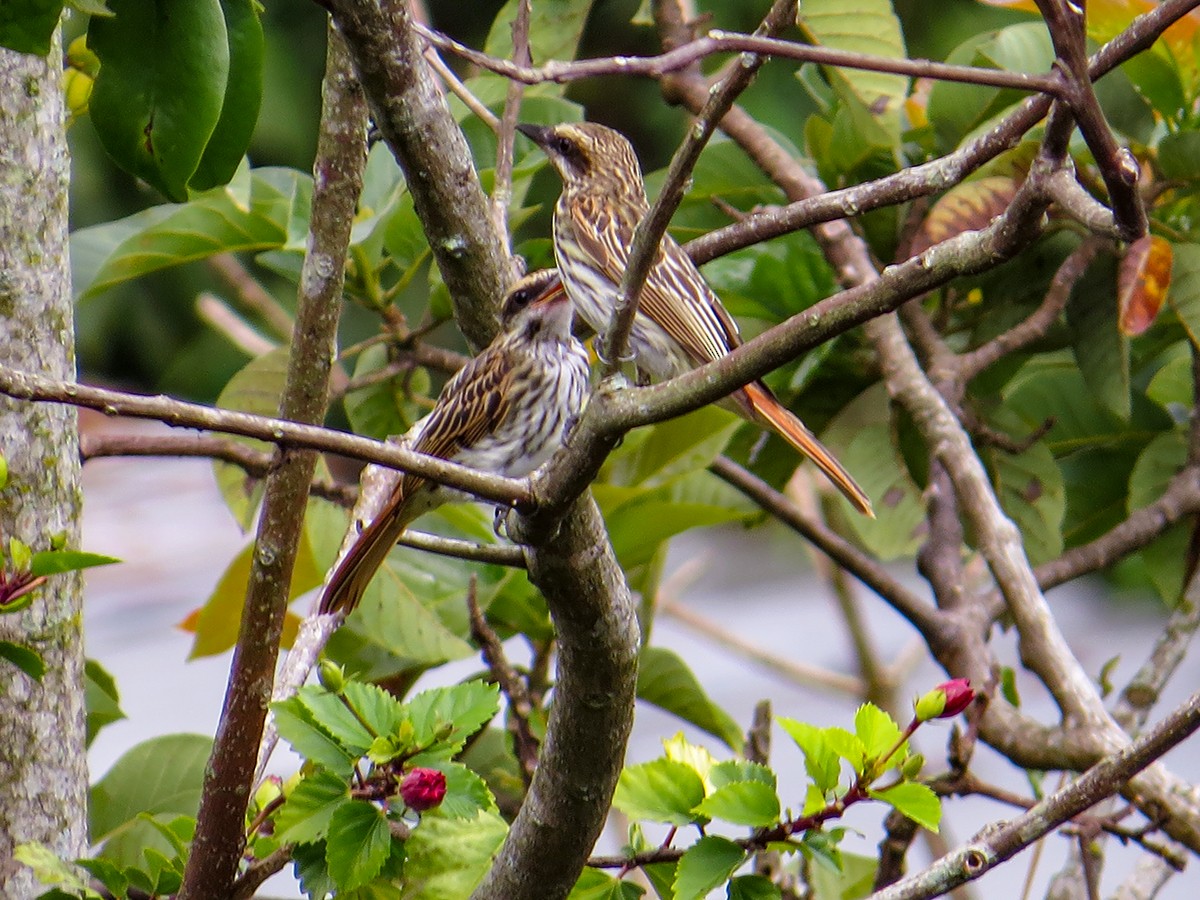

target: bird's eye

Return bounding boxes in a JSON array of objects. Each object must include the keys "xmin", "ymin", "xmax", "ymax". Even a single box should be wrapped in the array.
[
  {"xmin": 510, "ymin": 289, "xmax": 531, "ymax": 308},
  {"xmin": 551, "ymin": 136, "xmax": 576, "ymax": 158}
]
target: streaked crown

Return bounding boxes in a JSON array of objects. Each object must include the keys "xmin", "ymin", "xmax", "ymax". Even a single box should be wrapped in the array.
[{"xmin": 517, "ymin": 122, "xmax": 644, "ymax": 198}]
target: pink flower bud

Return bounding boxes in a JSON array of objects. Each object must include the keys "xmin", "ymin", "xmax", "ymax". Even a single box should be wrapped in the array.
[
  {"xmin": 399, "ymin": 767, "xmax": 446, "ymax": 812},
  {"xmin": 914, "ymin": 678, "xmax": 975, "ymax": 722}
]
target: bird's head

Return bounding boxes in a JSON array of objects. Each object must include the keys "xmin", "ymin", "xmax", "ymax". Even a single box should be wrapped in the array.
[
  {"xmin": 517, "ymin": 122, "xmax": 643, "ymax": 196},
  {"xmin": 500, "ymin": 269, "xmax": 576, "ymax": 341}
]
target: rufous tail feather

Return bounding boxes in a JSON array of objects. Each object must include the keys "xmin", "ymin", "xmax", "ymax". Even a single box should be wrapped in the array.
[
  {"xmin": 742, "ymin": 382, "xmax": 874, "ymax": 517},
  {"xmin": 318, "ymin": 494, "xmax": 419, "ymax": 616}
]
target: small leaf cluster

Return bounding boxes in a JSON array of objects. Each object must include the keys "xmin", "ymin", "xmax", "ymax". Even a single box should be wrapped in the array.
[
  {"xmin": 601, "ymin": 704, "xmax": 940, "ymax": 900},
  {"xmin": 269, "ymin": 675, "xmax": 502, "ymax": 895},
  {"xmin": 0, "ymin": 524, "xmax": 118, "ymax": 681}
]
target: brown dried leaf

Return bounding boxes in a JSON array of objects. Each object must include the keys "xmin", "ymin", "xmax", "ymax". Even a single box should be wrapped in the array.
[
  {"xmin": 910, "ymin": 176, "xmax": 1019, "ymax": 256},
  {"xmin": 1118, "ymin": 235, "xmax": 1173, "ymax": 336}
]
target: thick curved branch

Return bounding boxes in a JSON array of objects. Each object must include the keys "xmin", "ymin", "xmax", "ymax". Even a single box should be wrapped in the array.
[
  {"xmin": 471, "ymin": 497, "xmax": 639, "ymax": 900},
  {"xmin": 322, "ymin": 0, "xmax": 511, "ymax": 349}
]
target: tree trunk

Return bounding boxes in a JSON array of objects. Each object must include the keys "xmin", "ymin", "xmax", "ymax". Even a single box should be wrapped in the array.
[{"xmin": 0, "ymin": 30, "xmax": 88, "ymax": 898}]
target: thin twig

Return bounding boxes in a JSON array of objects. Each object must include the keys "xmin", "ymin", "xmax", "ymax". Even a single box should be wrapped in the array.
[
  {"xmin": 467, "ymin": 577, "xmax": 540, "ymax": 784},
  {"xmin": 415, "ymin": 23, "xmax": 1063, "ymax": 96},
  {"xmin": 207, "ymin": 253, "xmax": 295, "ymax": 342},
  {"xmin": 490, "ymin": 0, "xmax": 531, "ymax": 256}
]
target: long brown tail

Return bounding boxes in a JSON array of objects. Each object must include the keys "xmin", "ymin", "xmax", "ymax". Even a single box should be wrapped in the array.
[
  {"xmin": 318, "ymin": 489, "xmax": 418, "ymax": 616},
  {"xmin": 741, "ymin": 382, "xmax": 874, "ymax": 517}
]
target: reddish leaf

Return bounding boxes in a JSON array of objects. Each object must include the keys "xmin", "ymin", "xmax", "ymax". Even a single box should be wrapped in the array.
[
  {"xmin": 910, "ymin": 177, "xmax": 1019, "ymax": 256},
  {"xmin": 1118, "ymin": 235, "xmax": 1173, "ymax": 335}
]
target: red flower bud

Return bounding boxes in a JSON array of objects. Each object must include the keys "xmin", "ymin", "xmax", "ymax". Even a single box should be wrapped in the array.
[
  {"xmin": 914, "ymin": 678, "xmax": 975, "ymax": 722},
  {"xmin": 399, "ymin": 767, "xmax": 446, "ymax": 812}
]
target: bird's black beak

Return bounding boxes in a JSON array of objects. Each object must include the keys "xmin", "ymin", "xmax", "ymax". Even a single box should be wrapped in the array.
[{"xmin": 516, "ymin": 123, "xmax": 551, "ymax": 147}]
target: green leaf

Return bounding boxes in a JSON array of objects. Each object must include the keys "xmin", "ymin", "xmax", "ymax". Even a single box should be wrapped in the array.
[
  {"xmin": 326, "ymin": 800, "xmax": 393, "ymax": 892},
  {"xmin": 854, "ymin": 703, "xmax": 904, "ymax": 767},
  {"xmin": 570, "ymin": 868, "xmax": 646, "ymax": 899},
  {"xmin": 13, "ymin": 842, "xmax": 101, "ymax": 899},
  {"xmin": 778, "ymin": 717, "xmax": 839, "ymax": 795},
  {"xmin": 343, "ymin": 680, "xmax": 406, "ymax": 741},
  {"xmin": 822, "ymin": 726, "xmax": 867, "ymax": 773},
  {"xmin": 1067, "ymin": 252, "xmax": 1129, "ymax": 421},
  {"xmin": 272, "ymin": 694, "xmax": 358, "ymax": 776},
  {"xmin": 613, "ymin": 759, "xmax": 707, "ymax": 826},
  {"xmin": 88, "ymin": 0, "xmax": 231, "ymax": 200},
  {"xmin": 729, "ymin": 874, "xmax": 783, "ymax": 900},
  {"xmin": 90, "ymin": 733, "xmax": 211, "ymax": 844},
  {"xmin": 1168, "ymin": 244, "xmax": 1200, "ymax": 348},
  {"xmin": 189, "ymin": 0, "xmax": 263, "ymax": 191},
  {"xmin": 400, "ymin": 808, "xmax": 508, "ymax": 900},
  {"xmin": 869, "ymin": 781, "xmax": 941, "ymax": 832},
  {"xmin": 797, "ymin": 0, "xmax": 908, "ymax": 116},
  {"xmin": 983, "ymin": 409, "xmax": 1066, "ymax": 566},
  {"xmin": 434, "ymin": 762, "xmax": 496, "ymax": 819},
  {"xmin": 484, "ymin": 0, "xmax": 593, "ymax": 78},
  {"xmin": 343, "ymin": 343, "xmax": 428, "ymax": 441},
  {"xmin": 709, "ymin": 760, "xmax": 776, "ymax": 791},
  {"xmin": 0, "ymin": 0, "xmax": 65, "ymax": 55},
  {"xmin": 807, "ymin": 849, "xmax": 877, "ymax": 900},
  {"xmin": 606, "ymin": 407, "xmax": 742, "ymax": 488},
  {"xmin": 1128, "ymin": 431, "xmax": 1189, "ymax": 601},
  {"xmin": 636, "ymin": 646, "xmax": 743, "ymax": 749},
  {"xmin": 0, "ymin": 640, "xmax": 44, "ymax": 680},
  {"xmin": 30, "ymin": 550, "xmax": 120, "ymax": 576},
  {"xmin": 692, "ymin": 781, "xmax": 781, "ymax": 828},
  {"xmin": 403, "ymin": 681, "xmax": 501, "ymax": 754},
  {"xmin": 72, "ymin": 166, "xmax": 312, "ymax": 299},
  {"xmin": 1158, "ymin": 132, "xmax": 1200, "ymax": 181},
  {"xmin": 672, "ymin": 835, "xmax": 745, "ymax": 900},
  {"xmin": 211, "ymin": 345, "xmax": 288, "ymax": 527},
  {"xmin": 275, "ymin": 770, "xmax": 350, "ymax": 845},
  {"xmin": 85, "ymin": 658, "xmax": 125, "ymax": 746}
]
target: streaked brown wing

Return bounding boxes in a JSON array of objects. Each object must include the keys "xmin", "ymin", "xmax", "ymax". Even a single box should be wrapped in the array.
[
  {"xmin": 569, "ymin": 193, "xmax": 735, "ymax": 365},
  {"xmin": 401, "ymin": 346, "xmax": 514, "ymax": 497}
]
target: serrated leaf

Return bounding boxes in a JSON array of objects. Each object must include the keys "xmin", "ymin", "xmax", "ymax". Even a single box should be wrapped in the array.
[
  {"xmin": 275, "ymin": 770, "xmax": 350, "ymax": 846},
  {"xmin": 661, "ymin": 733, "xmax": 719, "ymax": 786},
  {"xmin": 272, "ymin": 695, "xmax": 358, "ymax": 776},
  {"xmin": 403, "ymin": 681, "xmax": 500, "ymax": 754},
  {"xmin": 342, "ymin": 680, "xmax": 406, "ymax": 741},
  {"xmin": 778, "ymin": 717, "xmax": 840, "ymax": 794},
  {"xmin": 1118, "ymin": 235, "xmax": 1172, "ymax": 335},
  {"xmin": 434, "ymin": 762, "xmax": 496, "ymax": 819},
  {"xmin": 0, "ymin": 0, "xmax": 65, "ymax": 56},
  {"xmin": 570, "ymin": 868, "xmax": 646, "ymax": 899},
  {"xmin": 400, "ymin": 808, "xmax": 507, "ymax": 900},
  {"xmin": 30, "ymin": 550, "xmax": 120, "ymax": 576},
  {"xmin": 911, "ymin": 177, "xmax": 1018, "ymax": 255},
  {"xmin": 189, "ymin": 0, "xmax": 263, "ymax": 191},
  {"xmin": 673, "ymin": 835, "xmax": 745, "ymax": 900},
  {"xmin": 854, "ymin": 703, "xmax": 904, "ymax": 766},
  {"xmin": 90, "ymin": 734, "xmax": 212, "ymax": 844},
  {"xmin": 692, "ymin": 781, "xmax": 780, "ymax": 827},
  {"xmin": 326, "ymin": 800, "xmax": 393, "ymax": 891},
  {"xmin": 869, "ymin": 781, "xmax": 941, "ymax": 832},
  {"xmin": 88, "ymin": 0, "xmax": 230, "ymax": 200},
  {"xmin": 709, "ymin": 760, "xmax": 776, "ymax": 791},
  {"xmin": 822, "ymin": 726, "xmax": 867, "ymax": 773},
  {"xmin": 729, "ymin": 874, "xmax": 783, "ymax": 900},
  {"xmin": 0, "ymin": 641, "xmax": 44, "ymax": 681},
  {"xmin": 13, "ymin": 842, "xmax": 100, "ymax": 899},
  {"xmin": 614, "ymin": 759, "xmax": 707, "ymax": 826},
  {"xmin": 636, "ymin": 646, "xmax": 743, "ymax": 749}
]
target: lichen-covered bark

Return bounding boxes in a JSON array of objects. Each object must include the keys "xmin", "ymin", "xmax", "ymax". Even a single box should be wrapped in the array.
[{"xmin": 0, "ymin": 32, "xmax": 87, "ymax": 898}]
